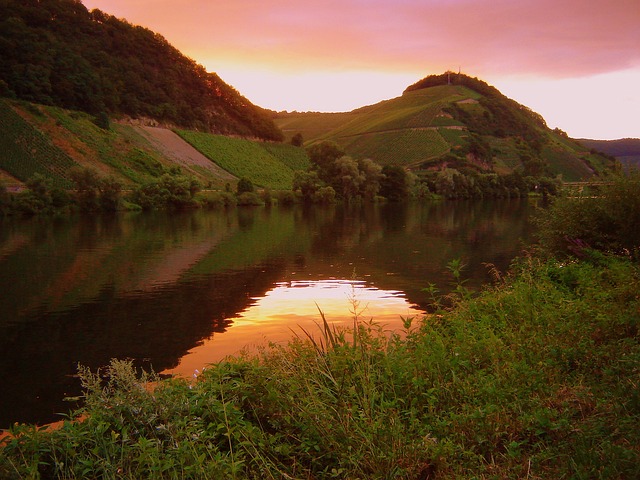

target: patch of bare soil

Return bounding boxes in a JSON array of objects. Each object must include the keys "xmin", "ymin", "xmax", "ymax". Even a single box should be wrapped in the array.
[{"xmin": 135, "ymin": 126, "xmax": 236, "ymax": 183}]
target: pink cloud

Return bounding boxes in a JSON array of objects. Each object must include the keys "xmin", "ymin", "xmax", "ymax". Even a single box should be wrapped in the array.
[{"xmin": 82, "ymin": 0, "xmax": 639, "ymax": 77}]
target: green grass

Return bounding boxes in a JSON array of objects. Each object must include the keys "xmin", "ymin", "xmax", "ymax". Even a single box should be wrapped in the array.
[
  {"xmin": 176, "ymin": 131, "xmax": 305, "ymax": 190},
  {"xmin": 2, "ymin": 253, "xmax": 638, "ymax": 479}
]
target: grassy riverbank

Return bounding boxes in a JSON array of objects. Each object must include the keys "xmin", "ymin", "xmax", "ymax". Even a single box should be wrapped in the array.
[
  {"xmin": 1, "ymin": 253, "xmax": 638, "ymax": 479},
  {"xmin": 2, "ymin": 175, "xmax": 639, "ymax": 479}
]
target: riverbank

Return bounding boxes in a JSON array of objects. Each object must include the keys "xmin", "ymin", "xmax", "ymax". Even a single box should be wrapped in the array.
[{"xmin": 1, "ymin": 252, "xmax": 638, "ymax": 479}]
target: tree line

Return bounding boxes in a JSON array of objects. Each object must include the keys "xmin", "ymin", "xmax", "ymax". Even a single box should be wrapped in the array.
[{"xmin": 290, "ymin": 141, "xmax": 558, "ymax": 203}]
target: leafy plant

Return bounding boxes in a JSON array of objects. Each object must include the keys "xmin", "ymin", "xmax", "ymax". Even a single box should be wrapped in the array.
[{"xmin": 536, "ymin": 171, "xmax": 640, "ymax": 259}]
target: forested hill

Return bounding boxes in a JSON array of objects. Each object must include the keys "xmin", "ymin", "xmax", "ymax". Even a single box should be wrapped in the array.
[{"xmin": 0, "ymin": 0, "xmax": 283, "ymax": 141}]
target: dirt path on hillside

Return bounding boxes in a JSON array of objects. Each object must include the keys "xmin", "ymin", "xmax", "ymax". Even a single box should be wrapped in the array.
[{"xmin": 134, "ymin": 126, "xmax": 236, "ymax": 183}]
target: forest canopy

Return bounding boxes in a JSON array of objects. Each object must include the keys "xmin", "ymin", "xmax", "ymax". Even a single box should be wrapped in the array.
[{"xmin": 0, "ymin": 0, "xmax": 283, "ymax": 141}]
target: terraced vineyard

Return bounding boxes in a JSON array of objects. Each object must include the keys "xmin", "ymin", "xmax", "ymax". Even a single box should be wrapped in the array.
[
  {"xmin": 274, "ymin": 79, "xmax": 613, "ymax": 181},
  {"xmin": 341, "ymin": 128, "xmax": 451, "ymax": 167},
  {"xmin": 176, "ymin": 131, "xmax": 309, "ymax": 190},
  {"xmin": 0, "ymin": 100, "xmax": 78, "ymax": 187}
]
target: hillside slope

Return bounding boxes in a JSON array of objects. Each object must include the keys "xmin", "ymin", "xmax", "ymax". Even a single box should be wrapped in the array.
[
  {"xmin": 0, "ymin": 99, "xmax": 307, "ymax": 190},
  {"xmin": 0, "ymin": 0, "xmax": 282, "ymax": 141},
  {"xmin": 578, "ymin": 138, "xmax": 640, "ymax": 168},
  {"xmin": 275, "ymin": 73, "xmax": 616, "ymax": 181}
]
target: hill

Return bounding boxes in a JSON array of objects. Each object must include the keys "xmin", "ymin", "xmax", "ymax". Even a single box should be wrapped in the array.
[
  {"xmin": 578, "ymin": 138, "xmax": 640, "ymax": 169},
  {"xmin": 0, "ymin": 0, "xmax": 282, "ymax": 141},
  {"xmin": 0, "ymin": 98, "xmax": 307, "ymax": 191},
  {"xmin": 274, "ymin": 73, "xmax": 616, "ymax": 182}
]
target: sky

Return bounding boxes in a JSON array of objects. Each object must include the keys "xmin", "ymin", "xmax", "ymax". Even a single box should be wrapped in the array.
[{"xmin": 81, "ymin": 0, "xmax": 640, "ymax": 140}]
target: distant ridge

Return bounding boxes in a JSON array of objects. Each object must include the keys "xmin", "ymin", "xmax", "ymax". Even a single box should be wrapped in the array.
[
  {"xmin": 578, "ymin": 138, "xmax": 640, "ymax": 168},
  {"xmin": 0, "ymin": 0, "xmax": 282, "ymax": 141}
]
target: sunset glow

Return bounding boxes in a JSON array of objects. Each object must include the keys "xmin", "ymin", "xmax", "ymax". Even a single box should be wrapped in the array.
[
  {"xmin": 162, "ymin": 280, "xmax": 423, "ymax": 376},
  {"xmin": 81, "ymin": 0, "xmax": 640, "ymax": 139}
]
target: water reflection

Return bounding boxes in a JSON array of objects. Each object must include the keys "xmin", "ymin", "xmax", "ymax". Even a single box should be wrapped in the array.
[
  {"xmin": 163, "ymin": 279, "xmax": 422, "ymax": 376},
  {"xmin": 0, "ymin": 200, "xmax": 535, "ymax": 427}
]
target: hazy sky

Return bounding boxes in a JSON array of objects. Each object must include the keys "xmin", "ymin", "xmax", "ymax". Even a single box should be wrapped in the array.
[{"xmin": 81, "ymin": 0, "xmax": 640, "ymax": 139}]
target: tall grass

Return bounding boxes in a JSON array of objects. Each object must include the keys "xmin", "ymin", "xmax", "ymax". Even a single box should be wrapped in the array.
[{"xmin": 2, "ymin": 253, "xmax": 638, "ymax": 478}]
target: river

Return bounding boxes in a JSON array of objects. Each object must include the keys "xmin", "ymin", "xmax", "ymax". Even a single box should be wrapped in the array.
[{"xmin": 0, "ymin": 199, "xmax": 536, "ymax": 428}]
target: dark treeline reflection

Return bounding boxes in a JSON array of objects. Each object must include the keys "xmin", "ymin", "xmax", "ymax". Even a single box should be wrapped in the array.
[{"xmin": 0, "ymin": 200, "xmax": 535, "ymax": 427}]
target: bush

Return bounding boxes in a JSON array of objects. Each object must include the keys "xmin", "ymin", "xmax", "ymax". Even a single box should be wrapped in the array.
[
  {"xmin": 275, "ymin": 190, "xmax": 296, "ymax": 205},
  {"xmin": 196, "ymin": 190, "xmax": 237, "ymax": 208},
  {"xmin": 236, "ymin": 191, "xmax": 263, "ymax": 206},
  {"xmin": 131, "ymin": 174, "xmax": 201, "ymax": 210},
  {"xmin": 236, "ymin": 177, "xmax": 254, "ymax": 194},
  {"xmin": 536, "ymin": 171, "xmax": 640, "ymax": 259}
]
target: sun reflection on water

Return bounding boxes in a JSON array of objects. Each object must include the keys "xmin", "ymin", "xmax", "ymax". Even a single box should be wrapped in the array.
[{"xmin": 162, "ymin": 279, "xmax": 424, "ymax": 376}]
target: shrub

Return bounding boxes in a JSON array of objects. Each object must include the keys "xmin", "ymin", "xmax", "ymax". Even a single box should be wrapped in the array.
[
  {"xmin": 275, "ymin": 190, "xmax": 296, "ymax": 205},
  {"xmin": 236, "ymin": 191, "xmax": 263, "ymax": 206},
  {"xmin": 196, "ymin": 190, "xmax": 237, "ymax": 208},
  {"xmin": 131, "ymin": 174, "xmax": 201, "ymax": 210},
  {"xmin": 236, "ymin": 177, "xmax": 254, "ymax": 194},
  {"xmin": 536, "ymin": 171, "xmax": 640, "ymax": 259}
]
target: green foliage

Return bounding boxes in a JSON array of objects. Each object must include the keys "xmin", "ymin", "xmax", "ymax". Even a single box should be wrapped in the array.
[
  {"xmin": 342, "ymin": 128, "xmax": 450, "ymax": 167},
  {"xmin": 236, "ymin": 177, "xmax": 254, "ymax": 195},
  {"xmin": 195, "ymin": 190, "xmax": 237, "ymax": 208},
  {"xmin": 298, "ymin": 142, "xmax": 383, "ymax": 202},
  {"xmin": 2, "ymin": 256, "xmax": 639, "ymax": 478},
  {"xmin": 4, "ymin": 173, "xmax": 71, "ymax": 215},
  {"xmin": 176, "ymin": 130, "xmax": 298, "ymax": 190},
  {"xmin": 536, "ymin": 171, "xmax": 640, "ymax": 259},
  {"xmin": 131, "ymin": 173, "xmax": 201, "ymax": 210},
  {"xmin": 69, "ymin": 166, "xmax": 122, "ymax": 212},
  {"xmin": 93, "ymin": 111, "xmax": 110, "ymax": 131},
  {"xmin": 0, "ymin": 100, "xmax": 77, "ymax": 188},
  {"xmin": 236, "ymin": 191, "xmax": 264, "ymax": 206},
  {"xmin": 290, "ymin": 132, "xmax": 304, "ymax": 147},
  {"xmin": 0, "ymin": 0, "xmax": 282, "ymax": 140},
  {"xmin": 379, "ymin": 165, "xmax": 411, "ymax": 201},
  {"xmin": 420, "ymin": 168, "xmax": 541, "ymax": 199},
  {"xmin": 261, "ymin": 141, "xmax": 310, "ymax": 172}
]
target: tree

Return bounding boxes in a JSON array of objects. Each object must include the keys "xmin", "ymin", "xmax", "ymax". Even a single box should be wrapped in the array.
[
  {"xmin": 237, "ymin": 178, "xmax": 254, "ymax": 195},
  {"xmin": 380, "ymin": 165, "xmax": 410, "ymax": 201},
  {"xmin": 98, "ymin": 176, "xmax": 122, "ymax": 211},
  {"xmin": 334, "ymin": 156, "xmax": 364, "ymax": 201},
  {"xmin": 293, "ymin": 171, "xmax": 322, "ymax": 202},
  {"xmin": 290, "ymin": 132, "xmax": 304, "ymax": 147},
  {"xmin": 70, "ymin": 166, "xmax": 100, "ymax": 210},
  {"xmin": 358, "ymin": 158, "xmax": 383, "ymax": 200},
  {"xmin": 307, "ymin": 141, "xmax": 345, "ymax": 176}
]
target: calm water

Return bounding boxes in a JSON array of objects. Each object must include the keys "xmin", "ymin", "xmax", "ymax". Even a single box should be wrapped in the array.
[{"xmin": 0, "ymin": 200, "xmax": 535, "ymax": 428}]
